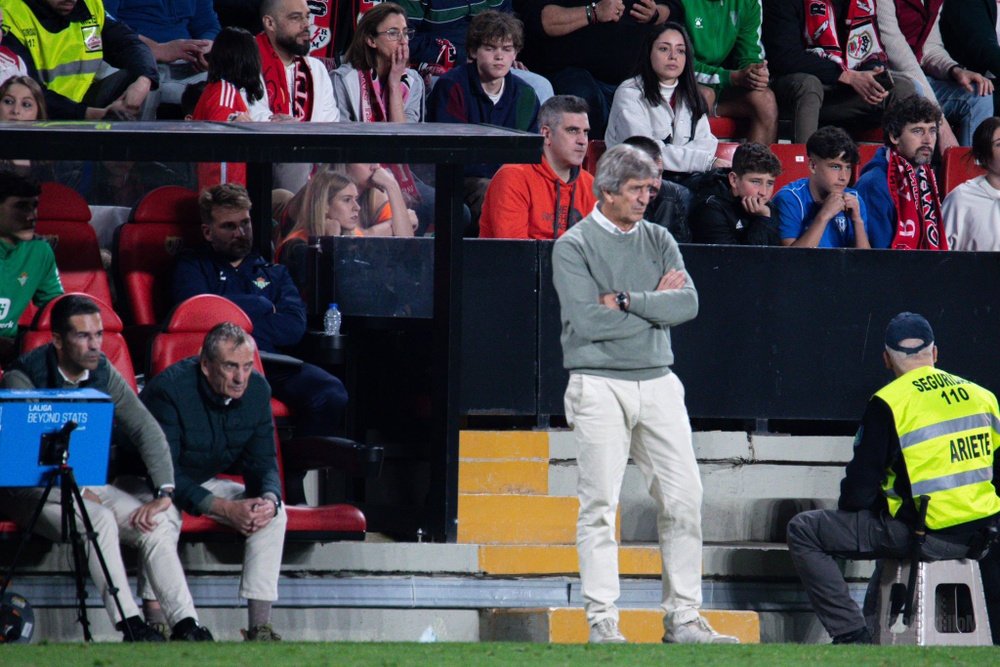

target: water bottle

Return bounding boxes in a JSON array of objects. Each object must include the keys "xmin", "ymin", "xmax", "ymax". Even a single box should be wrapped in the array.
[{"xmin": 323, "ymin": 303, "xmax": 341, "ymax": 336}]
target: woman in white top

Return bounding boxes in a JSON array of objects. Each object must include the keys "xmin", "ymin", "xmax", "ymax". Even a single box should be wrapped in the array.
[
  {"xmin": 605, "ymin": 22, "xmax": 727, "ymax": 175},
  {"xmin": 942, "ymin": 117, "xmax": 1000, "ymax": 251}
]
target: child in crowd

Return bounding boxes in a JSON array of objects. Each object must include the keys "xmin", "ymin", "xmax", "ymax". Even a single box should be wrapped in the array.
[
  {"xmin": 426, "ymin": 10, "xmax": 539, "ymax": 226},
  {"xmin": 191, "ymin": 26, "xmax": 270, "ymax": 190},
  {"xmin": 621, "ymin": 135, "xmax": 693, "ymax": 242},
  {"xmin": 943, "ymin": 117, "xmax": 1000, "ymax": 251},
  {"xmin": 689, "ymin": 142, "xmax": 783, "ymax": 245},
  {"xmin": 605, "ymin": 22, "xmax": 727, "ymax": 179},
  {"xmin": 775, "ymin": 126, "xmax": 871, "ymax": 248}
]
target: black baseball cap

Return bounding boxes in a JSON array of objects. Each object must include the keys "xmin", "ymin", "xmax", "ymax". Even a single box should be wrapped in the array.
[{"xmin": 885, "ymin": 312, "xmax": 934, "ymax": 354}]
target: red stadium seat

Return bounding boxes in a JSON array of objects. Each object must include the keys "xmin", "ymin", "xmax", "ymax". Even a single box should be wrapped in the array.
[
  {"xmin": 583, "ymin": 140, "xmax": 606, "ymax": 174},
  {"xmin": 709, "ymin": 116, "xmax": 750, "ymax": 141},
  {"xmin": 150, "ymin": 295, "xmax": 371, "ymax": 541},
  {"xmin": 852, "ymin": 126, "xmax": 884, "ymax": 144},
  {"xmin": 20, "ymin": 293, "xmax": 138, "ymax": 394},
  {"xmin": 35, "ymin": 182, "xmax": 113, "ymax": 308},
  {"xmin": 942, "ymin": 147, "xmax": 986, "ymax": 196},
  {"xmin": 716, "ymin": 142, "xmax": 739, "ymax": 163},
  {"xmin": 771, "ymin": 144, "xmax": 811, "ymax": 192}
]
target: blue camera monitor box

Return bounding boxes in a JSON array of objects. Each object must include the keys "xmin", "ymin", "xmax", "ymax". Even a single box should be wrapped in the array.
[{"xmin": 0, "ymin": 389, "xmax": 114, "ymax": 487}]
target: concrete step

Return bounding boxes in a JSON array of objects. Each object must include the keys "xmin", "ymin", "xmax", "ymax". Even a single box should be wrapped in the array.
[
  {"xmin": 459, "ymin": 460, "xmax": 548, "ymax": 495},
  {"xmin": 460, "ymin": 430, "xmax": 549, "ymax": 459},
  {"xmin": 480, "ymin": 607, "xmax": 760, "ymax": 644},
  {"xmin": 478, "ymin": 544, "xmax": 661, "ymax": 576},
  {"xmin": 458, "ymin": 494, "xmax": 614, "ymax": 544}
]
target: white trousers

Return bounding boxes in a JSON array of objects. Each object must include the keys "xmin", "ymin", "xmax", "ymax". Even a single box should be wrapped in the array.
[
  {"xmin": 564, "ymin": 372, "xmax": 704, "ymax": 628},
  {"xmin": 0, "ymin": 478, "xmax": 196, "ymax": 626},
  {"xmin": 200, "ymin": 478, "xmax": 287, "ymax": 601}
]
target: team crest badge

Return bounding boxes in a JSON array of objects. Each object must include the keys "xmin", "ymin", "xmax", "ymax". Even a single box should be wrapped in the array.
[
  {"xmin": 252, "ymin": 277, "xmax": 270, "ymax": 290},
  {"xmin": 17, "ymin": 272, "xmax": 28, "ymax": 286},
  {"xmin": 81, "ymin": 25, "xmax": 102, "ymax": 53}
]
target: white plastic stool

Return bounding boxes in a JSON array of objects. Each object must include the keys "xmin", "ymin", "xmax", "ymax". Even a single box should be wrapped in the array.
[{"xmin": 874, "ymin": 558, "xmax": 992, "ymax": 645}]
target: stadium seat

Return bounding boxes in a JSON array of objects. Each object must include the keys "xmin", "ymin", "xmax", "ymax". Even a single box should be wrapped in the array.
[
  {"xmin": 113, "ymin": 186, "xmax": 202, "ymax": 372},
  {"xmin": 716, "ymin": 142, "xmax": 739, "ymax": 163},
  {"xmin": 583, "ymin": 140, "xmax": 606, "ymax": 174},
  {"xmin": 771, "ymin": 144, "xmax": 811, "ymax": 191},
  {"xmin": 709, "ymin": 116, "xmax": 749, "ymax": 141},
  {"xmin": 34, "ymin": 181, "xmax": 113, "ymax": 310},
  {"xmin": 852, "ymin": 126, "xmax": 884, "ymax": 144},
  {"xmin": 20, "ymin": 292, "xmax": 138, "ymax": 394},
  {"xmin": 942, "ymin": 147, "xmax": 985, "ymax": 196},
  {"xmin": 150, "ymin": 294, "xmax": 379, "ymax": 542}
]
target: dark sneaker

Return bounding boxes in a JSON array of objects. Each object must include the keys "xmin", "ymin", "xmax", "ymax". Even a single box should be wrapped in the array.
[
  {"xmin": 170, "ymin": 617, "xmax": 214, "ymax": 641},
  {"xmin": 242, "ymin": 623, "xmax": 282, "ymax": 641},
  {"xmin": 117, "ymin": 616, "xmax": 167, "ymax": 642},
  {"xmin": 832, "ymin": 626, "xmax": 873, "ymax": 644}
]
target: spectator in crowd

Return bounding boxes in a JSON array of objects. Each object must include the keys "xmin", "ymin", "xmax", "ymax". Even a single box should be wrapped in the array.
[
  {"xmin": 681, "ymin": 0, "xmax": 777, "ymax": 144},
  {"xmin": 426, "ymin": 10, "xmax": 540, "ymax": 227},
  {"xmin": 0, "ymin": 75, "xmax": 44, "ymax": 121},
  {"xmin": 0, "ymin": 6, "xmax": 28, "ymax": 85},
  {"xmin": 333, "ymin": 3, "xmax": 442, "ymax": 236},
  {"xmin": 762, "ymin": 0, "xmax": 917, "ymax": 144},
  {"xmin": 0, "ymin": 295, "xmax": 213, "ymax": 642},
  {"xmin": 142, "ymin": 322, "xmax": 286, "ymax": 642},
  {"xmin": 191, "ymin": 26, "xmax": 270, "ymax": 191},
  {"xmin": 786, "ymin": 312, "xmax": 1000, "ymax": 645},
  {"xmin": 0, "ymin": 172, "xmax": 62, "ymax": 366},
  {"xmin": 775, "ymin": 126, "xmax": 871, "ymax": 248},
  {"xmin": 479, "ymin": 94, "xmax": 596, "ymax": 239},
  {"xmin": 257, "ymin": 0, "xmax": 339, "ymax": 191},
  {"xmin": 621, "ymin": 135, "xmax": 692, "ymax": 241},
  {"xmin": 605, "ymin": 22, "xmax": 726, "ymax": 180},
  {"xmin": 399, "ymin": 0, "xmax": 553, "ymax": 102},
  {"xmin": 0, "ymin": 0, "xmax": 159, "ymax": 120},
  {"xmin": 855, "ymin": 96, "xmax": 947, "ymax": 250},
  {"xmin": 943, "ymin": 117, "xmax": 1000, "ymax": 251},
  {"xmin": 552, "ymin": 143, "xmax": 739, "ymax": 645},
  {"xmin": 689, "ymin": 142, "xmax": 782, "ymax": 245},
  {"xmin": 276, "ymin": 170, "xmax": 361, "ymax": 287},
  {"xmin": 519, "ymin": 0, "xmax": 682, "ymax": 138},
  {"xmin": 103, "ymin": 0, "xmax": 218, "ymax": 119},
  {"xmin": 940, "ymin": 0, "xmax": 1000, "ymax": 116},
  {"xmin": 877, "ymin": 0, "xmax": 992, "ymax": 153},
  {"xmin": 172, "ymin": 183, "xmax": 348, "ymax": 505}
]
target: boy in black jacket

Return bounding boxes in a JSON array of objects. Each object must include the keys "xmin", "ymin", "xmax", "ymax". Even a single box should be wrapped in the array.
[{"xmin": 689, "ymin": 142, "xmax": 782, "ymax": 245}]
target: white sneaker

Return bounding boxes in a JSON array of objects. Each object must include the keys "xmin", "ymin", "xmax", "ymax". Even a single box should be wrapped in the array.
[
  {"xmin": 589, "ymin": 618, "xmax": 627, "ymax": 644},
  {"xmin": 663, "ymin": 616, "xmax": 739, "ymax": 644}
]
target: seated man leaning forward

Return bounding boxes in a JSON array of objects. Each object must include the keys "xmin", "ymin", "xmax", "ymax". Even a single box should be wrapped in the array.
[
  {"xmin": 774, "ymin": 126, "xmax": 871, "ymax": 248},
  {"xmin": 786, "ymin": 312, "xmax": 1000, "ymax": 644},
  {"xmin": 0, "ymin": 294, "xmax": 211, "ymax": 642},
  {"xmin": 141, "ymin": 322, "xmax": 287, "ymax": 642}
]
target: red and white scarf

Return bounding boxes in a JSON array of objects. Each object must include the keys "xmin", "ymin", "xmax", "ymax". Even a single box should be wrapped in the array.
[
  {"xmin": 358, "ymin": 68, "xmax": 421, "ymax": 203},
  {"xmin": 257, "ymin": 32, "xmax": 314, "ymax": 120},
  {"xmin": 803, "ymin": 0, "xmax": 886, "ymax": 70},
  {"xmin": 886, "ymin": 147, "xmax": 947, "ymax": 250}
]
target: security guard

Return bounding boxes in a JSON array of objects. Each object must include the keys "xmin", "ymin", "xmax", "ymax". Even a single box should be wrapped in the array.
[
  {"xmin": 786, "ymin": 312, "xmax": 1000, "ymax": 644},
  {"xmin": 0, "ymin": 0, "xmax": 157, "ymax": 119}
]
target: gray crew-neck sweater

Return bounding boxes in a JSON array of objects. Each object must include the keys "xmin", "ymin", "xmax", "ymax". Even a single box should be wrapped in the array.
[{"xmin": 552, "ymin": 215, "xmax": 698, "ymax": 381}]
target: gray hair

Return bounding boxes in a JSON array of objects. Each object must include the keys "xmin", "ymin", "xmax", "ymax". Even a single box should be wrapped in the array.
[
  {"xmin": 593, "ymin": 144, "xmax": 659, "ymax": 198},
  {"xmin": 538, "ymin": 94, "xmax": 589, "ymax": 131},
  {"xmin": 885, "ymin": 341, "xmax": 936, "ymax": 373},
  {"xmin": 200, "ymin": 322, "xmax": 256, "ymax": 363}
]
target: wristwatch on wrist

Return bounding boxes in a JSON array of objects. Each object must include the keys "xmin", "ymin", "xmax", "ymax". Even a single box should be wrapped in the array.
[
  {"xmin": 615, "ymin": 291, "xmax": 630, "ymax": 312},
  {"xmin": 155, "ymin": 486, "xmax": 175, "ymax": 500},
  {"xmin": 588, "ymin": 1, "xmax": 598, "ymax": 24}
]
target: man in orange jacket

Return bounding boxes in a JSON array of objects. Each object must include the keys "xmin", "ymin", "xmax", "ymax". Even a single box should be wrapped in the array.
[{"xmin": 479, "ymin": 94, "xmax": 597, "ymax": 239}]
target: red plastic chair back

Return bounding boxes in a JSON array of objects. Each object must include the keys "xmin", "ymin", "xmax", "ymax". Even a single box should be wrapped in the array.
[
  {"xmin": 942, "ymin": 147, "xmax": 986, "ymax": 196},
  {"xmin": 771, "ymin": 144, "xmax": 812, "ymax": 192},
  {"xmin": 583, "ymin": 140, "xmax": 606, "ymax": 175}
]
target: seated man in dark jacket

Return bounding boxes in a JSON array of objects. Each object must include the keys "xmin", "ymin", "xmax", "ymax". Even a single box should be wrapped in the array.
[
  {"xmin": 171, "ymin": 183, "xmax": 348, "ymax": 504},
  {"xmin": 689, "ymin": 142, "xmax": 782, "ymax": 245},
  {"xmin": 142, "ymin": 322, "xmax": 287, "ymax": 641}
]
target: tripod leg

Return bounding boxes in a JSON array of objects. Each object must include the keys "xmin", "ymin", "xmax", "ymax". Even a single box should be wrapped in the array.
[
  {"xmin": 62, "ymin": 475, "xmax": 93, "ymax": 642},
  {"xmin": 0, "ymin": 474, "xmax": 61, "ymax": 602},
  {"xmin": 65, "ymin": 470, "xmax": 134, "ymax": 641}
]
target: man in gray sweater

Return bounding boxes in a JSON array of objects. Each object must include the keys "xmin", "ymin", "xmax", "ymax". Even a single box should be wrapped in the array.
[
  {"xmin": 552, "ymin": 144, "xmax": 738, "ymax": 645},
  {"xmin": 0, "ymin": 294, "xmax": 211, "ymax": 641}
]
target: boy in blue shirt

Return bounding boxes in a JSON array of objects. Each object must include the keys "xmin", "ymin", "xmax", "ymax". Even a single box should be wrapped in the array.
[{"xmin": 775, "ymin": 126, "xmax": 871, "ymax": 248}]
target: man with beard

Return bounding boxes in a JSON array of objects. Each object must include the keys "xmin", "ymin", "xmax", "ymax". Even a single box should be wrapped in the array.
[
  {"xmin": 171, "ymin": 184, "xmax": 348, "ymax": 505},
  {"xmin": 256, "ymin": 0, "xmax": 339, "ymax": 190},
  {"xmin": 855, "ymin": 96, "xmax": 947, "ymax": 250}
]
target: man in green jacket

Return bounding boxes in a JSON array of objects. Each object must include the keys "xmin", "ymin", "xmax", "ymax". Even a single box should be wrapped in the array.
[{"xmin": 680, "ymin": 0, "xmax": 777, "ymax": 143}]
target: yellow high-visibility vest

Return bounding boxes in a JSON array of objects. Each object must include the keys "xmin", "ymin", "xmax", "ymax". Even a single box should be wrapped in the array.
[
  {"xmin": 1, "ymin": 0, "xmax": 105, "ymax": 102},
  {"xmin": 876, "ymin": 366, "xmax": 1000, "ymax": 530}
]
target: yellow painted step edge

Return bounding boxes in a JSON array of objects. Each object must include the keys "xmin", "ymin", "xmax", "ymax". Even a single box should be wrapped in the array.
[
  {"xmin": 459, "ymin": 460, "xmax": 549, "ymax": 495},
  {"xmin": 479, "ymin": 544, "xmax": 659, "ymax": 576},
  {"xmin": 548, "ymin": 608, "xmax": 760, "ymax": 644},
  {"xmin": 460, "ymin": 431, "xmax": 549, "ymax": 460}
]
